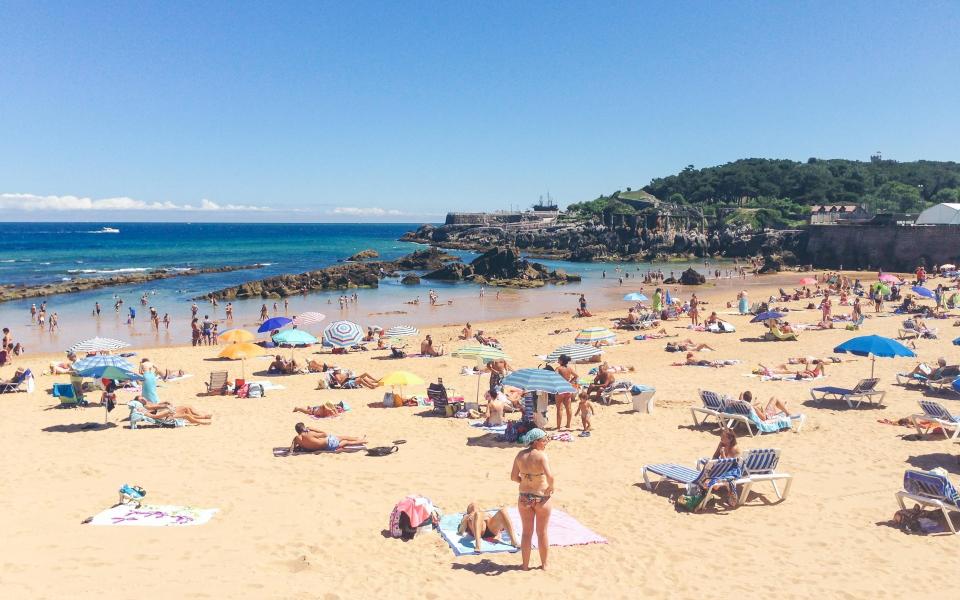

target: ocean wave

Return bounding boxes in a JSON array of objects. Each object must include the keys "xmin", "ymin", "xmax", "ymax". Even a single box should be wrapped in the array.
[
  {"xmin": 0, "ymin": 259, "xmax": 16, "ymax": 263},
  {"xmin": 256, "ymin": 262, "xmax": 274, "ymax": 266},
  {"xmin": 66, "ymin": 267, "xmax": 151, "ymax": 275}
]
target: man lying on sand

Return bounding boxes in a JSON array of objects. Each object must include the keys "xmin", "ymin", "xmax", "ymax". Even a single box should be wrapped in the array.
[
  {"xmin": 665, "ymin": 339, "xmax": 715, "ymax": 352},
  {"xmin": 674, "ymin": 352, "xmax": 739, "ymax": 368},
  {"xmin": 457, "ymin": 502, "xmax": 518, "ymax": 552},
  {"xmin": 290, "ymin": 422, "xmax": 367, "ymax": 452}
]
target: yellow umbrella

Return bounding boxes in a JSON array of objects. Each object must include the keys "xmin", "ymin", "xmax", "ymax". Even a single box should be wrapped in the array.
[
  {"xmin": 218, "ymin": 329, "xmax": 255, "ymax": 344},
  {"xmin": 380, "ymin": 370, "xmax": 424, "ymax": 404},
  {"xmin": 218, "ymin": 342, "xmax": 267, "ymax": 378}
]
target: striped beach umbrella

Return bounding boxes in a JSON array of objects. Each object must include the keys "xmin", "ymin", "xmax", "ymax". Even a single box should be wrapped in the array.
[
  {"xmin": 272, "ymin": 329, "xmax": 318, "ymax": 346},
  {"xmin": 545, "ymin": 343, "xmax": 603, "ymax": 363},
  {"xmin": 451, "ymin": 345, "xmax": 510, "ymax": 362},
  {"xmin": 68, "ymin": 337, "xmax": 130, "ymax": 354},
  {"xmin": 501, "ymin": 369, "xmax": 576, "ymax": 394},
  {"xmin": 623, "ymin": 292, "xmax": 648, "ymax": 302},
  {"xmin": 574, "ymin": 327, "xmax": 616, "ymax": 345},
  {"xmin": 384, "ymin": 325, "xmax": 419, "ymax": 338},
  {"xmin": 293, "ymin": 312, "xmax": 326, "ymax": 327},
  {"xmin": 257, "ymin": 316, "xmax": 292, "ymax": 333},
  {"xmin": 323, "ymin": 320, "xmax": 364, "ymax": 348},
  {"xmin": 72, "ymin": 354, "xmax": 135, "ymax": 372}
]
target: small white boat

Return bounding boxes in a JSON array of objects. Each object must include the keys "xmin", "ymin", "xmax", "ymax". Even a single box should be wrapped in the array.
[{"xmin": 97, "ymin": 227, "xmax": 120, "ymax": 234}]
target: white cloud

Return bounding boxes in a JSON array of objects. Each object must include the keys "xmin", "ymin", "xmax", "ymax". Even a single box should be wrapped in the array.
[
  {"xmin": 331, "ymin": 206, "xmax": 403, "ymax": 216},
  {"xmin": 0, "ymin": 193, "xmax": 272, "ymax": 212}
]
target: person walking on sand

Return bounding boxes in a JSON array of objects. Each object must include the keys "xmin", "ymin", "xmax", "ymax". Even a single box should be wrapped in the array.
[
  {"xmin": 511, "ymin": 428, "xmax": 554, "ymax": 571},
  {"xmin": 553, "ymin": 354, "xmax": 577, "ymax": 430}
]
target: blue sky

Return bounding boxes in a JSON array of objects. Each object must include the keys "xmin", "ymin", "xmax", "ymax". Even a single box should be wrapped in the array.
[{"xmin": 0, "ymin": 1, "xmax": 958, "ymax": 222}]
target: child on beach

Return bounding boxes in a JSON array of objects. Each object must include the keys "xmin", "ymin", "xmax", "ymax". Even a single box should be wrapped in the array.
[{"xmin": 574, "ymin": 390, "xmax": 595, "ymax": 436}]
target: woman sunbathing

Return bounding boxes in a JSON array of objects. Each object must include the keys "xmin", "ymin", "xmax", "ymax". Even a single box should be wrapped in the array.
[
  {"xmin": 138, "ymin": 399, "xmax": 212, "ymax": 425},
  {"xmin": 666, "ymin": 339, "xmax": 715, "ymax": 353},
  {"xmin": 290, "ymin": 422, "xmax": 367, "ymax": 452},
  {"xmin": 740, "ymin": 391, "xmax": 792, "ymax": 420},
  {"xmin": 457, "ymin": 502, "xmax": 519, "ymax": 552},
  {"xmin": 330, "ymin": 370, "xmax": 380, "ymax": 389},
  {"xmin": 675, "ymin": 352, "xmax": 737, "ymax": 368},
  {"xmin": 293, "ymin": 402, "xmax": 342, "ymax": 418},
  {"xmin": 756, "ymin": 359, "xmax": 825, "ymax": 379}
]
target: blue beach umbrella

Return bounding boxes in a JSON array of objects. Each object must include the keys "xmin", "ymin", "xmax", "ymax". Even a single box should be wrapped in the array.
[
  {"xmin": 911, "ymin": 286, "xmax": 935, "ymax": 300},
  {"xmin": 72, "ymin": 355, "xmax": 135, "ymax": 372},
  {"xmin": 501, "ymin": 368, "xmax": 576, "ymax": 395},
  {"xmin": 258, "ymin": 316, "xmax": 293, "ymax": 333},
  {"xmin": 322, "ymin": 320, "xmax": 364, "ymax": 348},
  {"xmin": 750, "ymin": 311, "xmax": 786, "ymax": 323},
  {"xmin": 77, "ymin": 365, "xmax": 143, "ymax": 381},
  {"xmin": 272, "ymin": 329, "xmax": 318, "ymax": 346},
  {"xmin": 834, "ymin": 334, "xmax": 916, "ymax": 378},
  {"xmin": 623, "ymin": 292, "xmax": 648, "ymax": 302}
]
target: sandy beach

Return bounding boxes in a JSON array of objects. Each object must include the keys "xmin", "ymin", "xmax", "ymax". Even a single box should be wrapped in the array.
[{"xmin": 1, "ymin": 271, "xmax": 957, "ymax": 599}]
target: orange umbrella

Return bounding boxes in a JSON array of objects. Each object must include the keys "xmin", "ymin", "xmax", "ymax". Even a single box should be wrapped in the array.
[
  {"xmin": 218, "ymin": 329, "xmax": 255, "ymax": 344},
  {"xmin": 218, "ymin": 342, "xmax": 267, "ymax": 378}
]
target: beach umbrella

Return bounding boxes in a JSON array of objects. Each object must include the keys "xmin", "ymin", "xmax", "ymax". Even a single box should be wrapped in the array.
[
  {"xmin": 574, "ymin": 327, "xmax": 616, "ymax": 345},
  {"xmin": 911, "ymin": 286, "xmax": 935, "ymax": 299},
  {"xmin": 218, "ymin": 328, "xmax": 255, "ymax": 344},
  {"xmin": 384, "ymin": 325, "xmax": 419, "ymax": 338},
  {"xmin": 77, "ymin": 365, "xmax": 143, "ymax": 381},
  {"xmin": 833, "ymin": 334, "xmax": 916, "ymax": 378},
  {"xmin": 953, "ymin": 337, "xmax": 960, "ymax": 346},
  {"xmin": 218, "ymin": 342, "xmax": 267, "ymax": 378},
  {"xmin": 272, "ymin": 329, "xmax": 318, "ymax": 346},
  {"xmin": 665, "ymin": 290, "xmax": 674, "ymax": 306},
  {"xmin": 292, "ymin": 312, "xmax": 326, "ymax": 327},
  {"xmin": 257, "ymin": 316, "xmax": 292, "ymax": 333},
  {"xmin": 381, "ymin": 370, "xmax": 424, "ymax": 399},
  {"xmin": 879, "ymin": 273, "xmax": 901, "ymax": 284},
  {"xmin": 72, "ymin": 354, "xmax": 135, "ymax": 372},
  {"xmin": 623, "ymin": 292, "xmax": 648, "ymax": 302},
  {"xmin": 545, "ymin": 343, "xmax": 603, "ymax": 363},
  {"xmin": 872, "ymin": 282, "xmax": 891, "ymax": 295},
  {"xmin": 68, "ymin": 337, "xmax": 130, "ymax": 354},
  {"xmin": 501, "ymin": 368, "xmax": 576, "ymax": 395},
  {"xmin": 452, "ymin": 345, "xmax": 511, "ymax": 402},
  {"xmin": 799, "ymin": 277, "xmax": 817, "ymax": 285},
  {"xmin": 750, "ymin": 311, "xmax": 786, "ymax": 323},
  {"xmin": 322, "ymin": 320, "xmax": 364, "ymax": 348},
  {"xmin": 941, "ymin": 264, "xmax": 956, "ymax": 271}
]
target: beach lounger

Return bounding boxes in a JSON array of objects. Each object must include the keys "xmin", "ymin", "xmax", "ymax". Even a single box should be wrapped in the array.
[
  {"xmin": 600, "ymin": 380, "xmax": 633, "ymax": 405},
  {"xmin": 764, "ymin": 326, "xmax": 798, "ymax": 341},
  {"xmin": 910, "ymin": 400, "xmax": 960, "ymax": 439},
  {"xmin": 127, "ymin": 400, "xmax": 184, "ymax": 429},
  {"xmin": 690, "ymin": 389, "xmax": 730, "ymax": 427},
  {"xmin": 205, "ymin": 371, "xmax": 229, "ymax": 395},
  {"xmin": 810, "ymin": 378, "xmax": 884, "ymax": 408},
  {"xmin": 720, "ymin": 400, "xmax": 804, "ymax": 436},
  {"xmin": 896, "ymin": 364, "xmax": 932, "ymax": 386},
  {"xmin": 641, "ymin": 457, "xmax": 742, "ymax": 512},
  {"xmin": 736, "ymin": 448, "xmax": 793, "ymax": 505},
  {"xmin": 896, "ymin": 470, "xmax": 960, "ymax": 534},
  {"xmin": 0, "ymin": 368, "xmax": 32, "ymax": 393}
]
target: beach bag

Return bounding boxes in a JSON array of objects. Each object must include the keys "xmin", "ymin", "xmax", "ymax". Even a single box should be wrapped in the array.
[{"xmin": 247, "ymin": 383, "xmax": 265, "ymax": 398}]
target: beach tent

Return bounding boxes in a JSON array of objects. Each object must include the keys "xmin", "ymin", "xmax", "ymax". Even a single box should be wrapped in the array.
[{"xmin": 916, "ymin": 203, "xmax": 960, "ymax": 225}]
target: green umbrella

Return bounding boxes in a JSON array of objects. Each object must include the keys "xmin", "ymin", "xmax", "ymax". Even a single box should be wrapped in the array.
[{"xmin": 452, "ymin": 345, "xmax": 511, "ymax": 402}]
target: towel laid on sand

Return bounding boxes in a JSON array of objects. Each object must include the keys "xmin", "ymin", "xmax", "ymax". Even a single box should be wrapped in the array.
[
  {"xmin": 272, "ymin": 445, "xmax": 365, "ymax": 456},
  {"xmin": 86, "ymin": 504, "xmax": 217, "ymax": 527},
  {"xmin": 469, "ymin": 421, "xmax": 507, "ymax": 434},
  {"xmin": 438, "ymin": 507, "xmax": 607, "ymax": 556}
]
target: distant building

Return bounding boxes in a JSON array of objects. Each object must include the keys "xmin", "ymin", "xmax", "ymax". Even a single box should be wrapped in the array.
[
  {"xmin": 809, "ymin": 204, "xmax": 871, "ymax": 224},
  {"xmin": 915, "ymin": 203, "xmax": 960, "ymax": 225}
]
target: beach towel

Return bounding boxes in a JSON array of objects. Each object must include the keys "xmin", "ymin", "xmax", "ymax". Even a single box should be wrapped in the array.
[
  {"xmin": 272, "ymin": 445, "xmax": 365, "ymax": 456},
  {"xmin": 749, "ymin": 412, "xmax": 793, "ymax": 433},
  {"xmin": 469, "ymin": 421, "xmax": 507, "ymax": 434},
  {"xmin": 86, "ymin": 504, "xmax": 217, "ymax": 527},
  {"xmin": 163, "ymin": 373, "xmax": 194, "ymax": 382},
  {"xmin": 251, "ymin": 380, "xmax": 285, "ymax": 391},
  {"xmin": 438, "ymin": 507, "xmax": 606, "ymax": 556}
]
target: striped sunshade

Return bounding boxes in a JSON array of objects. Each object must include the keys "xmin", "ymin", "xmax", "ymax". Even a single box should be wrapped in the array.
[
  {"xmin": 545, "ymin": 343, "xmax": 603, "ymax": 363},
  {"xmin": 501, "ymin": 368, "xmax": 576, "ymax": 394},
  {"xmin": 68, "ymin": 337, "xmax": 130, "ymax": 353},
  {"xmin": 72, "ymin": 354, "xmax": 135, "ymax": 372},
  {"xmin": 293, "ymin": 312, "xmax": 326, "ymax": 327},
  {"xmin": 451, "ymin": 345, "xmax": 510, "ymax": 363},
  {"xmin": 384, "ymin": 325, "xmax": 419, "ymax": 338},
  {"xmin": 574, "ymin": 327, "xmax": 616, "ymax": 344},
  {"xmin": 322, "ymin": 320, "xmax": 364, "ymax": 348}
]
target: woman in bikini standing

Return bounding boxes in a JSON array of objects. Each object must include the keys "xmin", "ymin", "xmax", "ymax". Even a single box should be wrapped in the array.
[{"xmin": 510, "ymin": 428, "xmax": 554, "ymax": 570}]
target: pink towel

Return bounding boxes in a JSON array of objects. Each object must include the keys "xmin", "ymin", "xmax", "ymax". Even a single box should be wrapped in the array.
[{"xmin": 505, "ymin": 507, "xmax": 607, "ymax": 548}]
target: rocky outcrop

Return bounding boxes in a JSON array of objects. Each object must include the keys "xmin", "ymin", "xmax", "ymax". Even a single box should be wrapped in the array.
[
  {"xmin": 401, "ymin": 220, "xmax": 809, "ymax": 264},
  {"xmin": 423, "ymin": 247, "xmax": 580, "ymax": 287},
  {"xmin": 400, "ymin": 274, "xmax": 421, "ymax": 285},
  {"xmin": 679, "ymin": 268, "xmax": 706, "ymax": 285},
  {"xmin": 0, "ymin": 264, "xmax": 266, "ymax": 304},
  {"xmin": 390, "ymin": 247, "xmax": 458, "ymax": 271},
  {"xmin": 347, "ymin": 249, "xmax": 379, "ymax": 261}
]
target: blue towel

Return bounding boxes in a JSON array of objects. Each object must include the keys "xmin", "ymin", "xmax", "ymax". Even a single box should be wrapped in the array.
[
  {"xmin": 469, "ymin": 421, "xmax": 507, "ymax": 434},
  {"xmin": 142, "ymin": 372, "xmax": 159, "ymax": 404},
  {"xmin": 437, "ymin": 512, "xmax": 518, "ymax": 556},
  {"xmin": 749, "ymin": 411, "xmax": 792, "ymax": 433}
]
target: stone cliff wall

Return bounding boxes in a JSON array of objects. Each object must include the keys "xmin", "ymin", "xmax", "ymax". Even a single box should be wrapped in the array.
[{"xmin": 806, "ymin": 224, "xmax": 960, "ymax": 270}]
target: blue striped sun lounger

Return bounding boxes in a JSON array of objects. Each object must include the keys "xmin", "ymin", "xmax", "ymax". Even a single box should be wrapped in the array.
[
  {"xmin": 721, "ymin": 400, "xmax": 805, "ymax": 436},
  {"xmin": 910, "ymin": 400, "xmax": 960, "ymax": 439},
  {"xmin": 641, "ymin": 457, "xmax": 741, "ymax": 512},
  {"xmin": 896, "ymin": 470, "xmax": 960, "ymax": 534}
]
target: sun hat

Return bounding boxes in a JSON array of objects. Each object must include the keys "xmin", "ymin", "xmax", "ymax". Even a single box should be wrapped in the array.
[{"xmin": 521, "ymin": 428, "xmax": 547, "ymax": 446}]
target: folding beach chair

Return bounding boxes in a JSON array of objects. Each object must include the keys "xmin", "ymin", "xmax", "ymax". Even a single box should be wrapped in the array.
[
  {"xmin": 205, "ymin": 371, "xmax": 229, "ymax": 395},
  {"xmin": 427, "ymin": 381, "xmax": 450, "ymax": 415},
  {"xmin": 896, "ymin": 470, "xmax": 960, "ymax": 534},
  {"xmin": 810, "ymin": 378, "xmax": 884, "ymax": 408},
  {"xmin": 641, "ymin": 457, "xmax": 741, "ymax": 512},
  {"xmin": 690, "ymin": 389, "xmax": 730, "ymax": 427},
  {"xmin": 0, "ymin": 368, "xmax": 32, "ymax": 393},
  {"xmin": 910, "ymin": 400, "xmax": 960, "ymax": 439},
  {"xmin": 720, "ymin": 400, "xmax": 805, "ymax": 436}
]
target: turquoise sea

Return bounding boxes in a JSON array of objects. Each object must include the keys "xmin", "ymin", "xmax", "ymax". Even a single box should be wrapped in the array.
[{"xmin": 0, "ymin": 222, "xmax": 727, "ymax": 354}]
